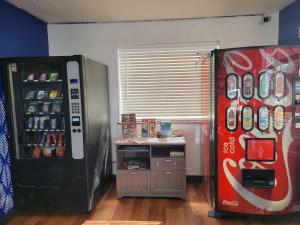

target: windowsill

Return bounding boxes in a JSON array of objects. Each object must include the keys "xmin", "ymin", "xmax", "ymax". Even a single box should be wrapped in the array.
[{"xmin": 117, "ymin": 119, "xmax": 209, "ymax": 125}]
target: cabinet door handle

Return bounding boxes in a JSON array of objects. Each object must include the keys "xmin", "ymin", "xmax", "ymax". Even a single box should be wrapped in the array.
[
  {"xmin": 130, "ymin": 172, "xmax": 137, "ymax": 175},
  {"xmin": 165, "ymin": 171, "xmax": 172, "ymax": 175},
  {"xmin": 164, "ymin": 159, "xmax": 172, "ymax": 162}
]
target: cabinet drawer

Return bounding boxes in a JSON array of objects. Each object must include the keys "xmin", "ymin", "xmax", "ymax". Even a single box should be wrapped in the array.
[
  {"xmin": 151, "ymin": 158, "xmax": 185, "ymax": 170},
  {"xmin": 151, "ymin": 171, "xmax": 186, "ymax": 193},
  {"xmin": 117, "ymin": 171, "xmax": 150, "ymax": 195}
]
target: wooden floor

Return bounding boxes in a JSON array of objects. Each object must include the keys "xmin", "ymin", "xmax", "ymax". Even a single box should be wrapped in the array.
[{"xmin": 7, "ymin": 182, "xmax": 300, "ymax": 225}]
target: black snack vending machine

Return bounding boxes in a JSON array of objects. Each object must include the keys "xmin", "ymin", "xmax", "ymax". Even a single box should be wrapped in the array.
[{"xmin": 1, "ymin": 55, "xmax": 111, "ymax": 212}]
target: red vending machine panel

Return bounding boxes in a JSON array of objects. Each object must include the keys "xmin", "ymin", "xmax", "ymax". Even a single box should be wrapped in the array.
[{"xmin": 214, "ymin": 47, "xmax": 300, "ymax": 215}]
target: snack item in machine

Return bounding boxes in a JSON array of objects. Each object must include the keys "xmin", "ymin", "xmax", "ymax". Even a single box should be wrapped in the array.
[
  {"xmin": 50, "ymin": 118, "xmax": 57, "ymax": 130},
  {"xmin": 39, "ymin": 72, "xmax": 47, "ymax": 81},
  {"xmin": 56, "ymin": 146, "xmax": 65, "ymax": 158},
  {"xmin": 27, "ymin": 73, "xmax": 35, "ymax": 81},
  {"xmin": 42, "ymin": 147, "xmax": 54, "ymax": 158},
  {"xmin": 49, "ymin": 72, "xmax": 58, "ymax": 81},
  {"xmin": 26, "ymin": 91, "xmax": 35, "ymax": 99},
  {"xmin": 42, "ymin": 102, "xmax": 51, "ymax": 113},
  {"xmin": 27, "ymin": 102, "xmax": 38, "ymax": 113},
  {"xmin": 52, "ymin": 100, "xmax": 62, "ymax": 113},
  {"xmin": 37, "ymin": 90, "xmax": 48, "ymax": 99},
  {"xmin": 49, "ymin": 90, "xmax": 59, "ymax": 99},
  {"xmin": 32, "ymin": 145, "xmax": 42, "ymax": 159},
  {"xmin": 27, "ymin": 117, "xmax": 34, "ymax": 129}
]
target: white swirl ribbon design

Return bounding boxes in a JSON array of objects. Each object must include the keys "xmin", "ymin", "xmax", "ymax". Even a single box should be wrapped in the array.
[{"xmin": 259, "ymin": 48, "xmax": 295, "ymax": 74}]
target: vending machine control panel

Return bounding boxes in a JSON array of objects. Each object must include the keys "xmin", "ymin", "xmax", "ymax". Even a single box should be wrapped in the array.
[
  {"xmin": 293, "ymin": 78, "xmax": 300, "ymax": 128},
  {"xmin": 70, "ymin": 88, "xmax": 79, "ymax": 99},
  {"xmin": 67, "ymin": 61, "xmax": 84, "ymax": 159}
]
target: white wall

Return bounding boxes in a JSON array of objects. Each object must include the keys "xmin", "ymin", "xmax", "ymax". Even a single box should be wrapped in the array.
[{"xmin": 48, "ymin": 14, "xmax": 279, "ymax": 175}]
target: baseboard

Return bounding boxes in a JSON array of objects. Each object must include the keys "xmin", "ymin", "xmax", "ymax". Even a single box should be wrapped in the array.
[{"xmin": 110, "ymin": 175, "xmax": 202, "ymax": 183}]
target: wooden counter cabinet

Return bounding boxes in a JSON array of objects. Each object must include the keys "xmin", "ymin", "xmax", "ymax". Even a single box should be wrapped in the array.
[{"xmin": 116, "ymin": 138, "xmax": 186, "ymax": 199}]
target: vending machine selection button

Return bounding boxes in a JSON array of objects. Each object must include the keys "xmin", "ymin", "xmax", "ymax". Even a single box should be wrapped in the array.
[{"xmin": 70, "ymin": 89, "xmax": 79, "ymax": 99}]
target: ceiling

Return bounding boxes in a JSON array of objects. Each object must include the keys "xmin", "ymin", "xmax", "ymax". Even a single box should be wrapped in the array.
[{"xmin": 7, "ymin": 0, "xmax": 295, "ymax": 23}]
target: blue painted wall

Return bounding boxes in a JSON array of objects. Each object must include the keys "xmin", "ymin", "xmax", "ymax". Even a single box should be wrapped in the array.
[
  {"xmin": 279, "ymin": 0, "xmax": 300, "ymax": 45},
  {"xmin": 0, "ymin": 1, "xmax": 48, "ymax": 216},
  {"xmin": 0, "ymin": 1, "xmax": 49, "ymax": 57}
]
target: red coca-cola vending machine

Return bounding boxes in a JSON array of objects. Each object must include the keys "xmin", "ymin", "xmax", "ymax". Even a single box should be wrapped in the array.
[{"xmin": 202, "ymin": 46, "xmax": 300, "ymax": 217}]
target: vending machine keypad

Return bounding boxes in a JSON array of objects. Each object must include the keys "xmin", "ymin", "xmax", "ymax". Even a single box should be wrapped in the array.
[{"xmin": 67, "ymin": 61, "xmax": 84, "ymax": 159}]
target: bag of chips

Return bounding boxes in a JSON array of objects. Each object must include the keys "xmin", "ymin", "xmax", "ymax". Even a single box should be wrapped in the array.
[
  {"xmin": 28, "ymin": 102, "xmax": 38, "ymax": 113},
  {"xmin": 27, "ymin": 73, "xmax": 35, "ymax": 81},
  {"xmin": 49, "ymin": 72, "xmax": 58, "ymax": 81},
  {"xmin": 39, "ymin": 72, "xmax": 47, "ymax": 81},
  {"xmin": 37, "ymin": 90, "xmax": 48, "ymax": 99},
  {"xmin": 26, "ymin": 91, "xmax": 35, "ymax": 99},
  {"xmin": 32, "ymin": 146, "xmax": 41, "ymax": 159},
  {"xmin": 42, "ymin": 102, "xmax": 51, "ymax": 113},
  {"xmin": 56, "ymin": 146, "xmax": 65, "ymax": 158},
  {"xmin": 40, "ymin": 132, "xmax": 47, "ymax": 145},
  {"xmin": 49, "ymin": 90, "xmax": 59, "ymax": 99},
  {"xmin": 42, "ymin": 147, "xmax": 54, "ymax": 158}
]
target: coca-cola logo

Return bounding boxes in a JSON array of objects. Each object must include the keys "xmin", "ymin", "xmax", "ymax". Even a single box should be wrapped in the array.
[{"xmin": 222, "ymin": 200, "xmax": 239, "ymax": 207}]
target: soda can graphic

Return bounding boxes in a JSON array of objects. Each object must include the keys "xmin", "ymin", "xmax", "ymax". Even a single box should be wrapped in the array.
[
  {"xmin": 242, "ymin": 106, "xmax": 253, "ymax": 131},
  {"xmin": 258, "ymin": 72, "xmax": 271, "ymax": 99},
  {"xmin": 274, "ymin": 72, "xmax": 285, "ymax": 98},
  {"xmin": 258, "ymin": 106, "xmax": 269, "ymax": 131},
  {"xmin": 274, "ymin": 105, "xmax": 284, "ymax": 131},
  {"xmin": 226, "ymin": 106, "xmax": 237, "ymax": 131},
  {"xmin": 226, "ymin": 74, "xmax": 238, "ymax": 100},
  {"xmin": 242, "ymin": 73, "xmax": 254, "ymax": 99}
]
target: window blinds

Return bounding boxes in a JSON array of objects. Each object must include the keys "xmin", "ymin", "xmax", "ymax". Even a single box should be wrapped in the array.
[{"xmin": 118, "ymin": 45, "xmax": 217, "ymax": 120}]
